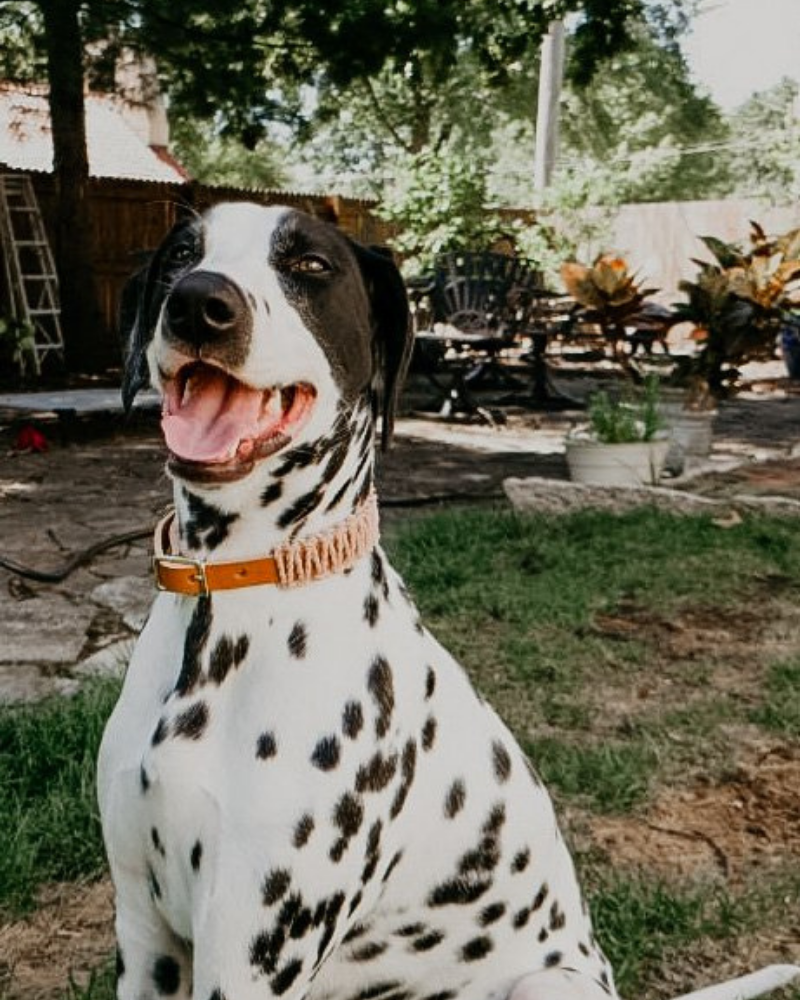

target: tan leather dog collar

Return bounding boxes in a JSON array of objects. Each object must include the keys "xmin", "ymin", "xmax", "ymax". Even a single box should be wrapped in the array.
[{"xmin": 153, "ymin": 491, "xmax": 380, "ymax": 596}]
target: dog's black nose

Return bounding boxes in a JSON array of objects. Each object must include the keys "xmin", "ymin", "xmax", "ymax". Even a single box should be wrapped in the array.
[{"xmin": 164, "ymin": 270, "xmax": 252, "ymax": 348}]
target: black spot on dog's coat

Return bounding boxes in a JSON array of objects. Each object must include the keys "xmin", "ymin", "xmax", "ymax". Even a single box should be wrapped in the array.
[
  {"xmin": 532, "ymin": 883, "xmax": 549, "ymax": 912},
  {"xmin": 190, "ymin": 840, "xmax": 203, "ymax": 871},
  {"xmin": 311, "ymin": 735, "xmax": 341, "ymax": 771},
  {"xmin": 271, "ymin": 957, "xmax": 303, "ymax": 995},
  {"xmin": 173, "ymin": 701, "xmax": 209, "ymax": 740},
  {"xmin": 175, "ymin": 595, "xmax": 212, "ymax": 696},
  {"xmin": 390, "ymin": 739, "xmax": 417, "ymax": 819},
  {"xmin": 412, "ymin": 930, "xmax": 445, "ymax": 952},
  {"xmin": 277, "ymin": 487, "xmax": 323, "ymax": 532},
  {"xmin": 333, "ymin": 792, "xmax": 364, "ymax": 837},
  {"xmin": 250, "ymin": 927, "xmax": 285, "ymax": 976},
  {"xmin": 444, "ymin": 779, "xmax": 466, "ymax": 818},
  {"xmin": 294, "ymin": 814, "xmax": 315, "ymax": 848},
  {"xmin": 425, "ymin": 666, "xmax": 436, "ymax": 700},
  {"xmin": 153, "ymin": 955, "xmax": 181, "ymax": 995},
  {"xmin": 367, "ymin": 655, "xmax": 394, "ymax": 738},
  {"xmin": 382, "ymin": 850, "xmax": 403, "ymax": 883},
  {"xmin": 348, "ymin": 982, "xmax": 405, "ymax": 1000},
  {"xmin": 356, "ymin": 750, "xmax": 398, "ymax": 793},
  {"xmin": 549, "ymin": 900, "xmax": 567, "ymax": 931},
  {"xmin": 151, "ymin": 717, "xmax": 168, "ymax": 746},
  {"xmin": 512, "ymin": 847, "xmax": 531, "ymax": 873},
  {"xmin": 478, "ymin": 902, "xmax": 506, "ymax": 926},
  {"xmin": 364, "ymin": 593, "xmax": 380, "ymax": 627},
  {"xmin": 208, "ymin": 633, "xmax": 249, "ymax": 684},
  {"xmin": 260, "ymin": 480, "xmax": 283, "ymax": 507},
  {"xmin": 460, "ymin": 935, "xmax": 493, "ymax": 962},
  {"xmin": 513, "ymin": 907, "xmax": 530, "ymax": 929},
  {"xmin": 350, "ymin": 941, "xmax": 388, "ymax": 962},
  {"xmin": 395, "ymin": 922, "xmax": 425, "ymax": 937},
  {"xmin": 151, "ymin": 826, "xmax": 165, "ymax": 856},
  {"xmin": 262, "ymin": 868, "xmax": 292, "ymax": 906},
  {"xmin": 428, "ymin": 875, "xmax": 492, "ymax": 908},
  {"xmin": 256, "ymin": 731, "xmax": 278, "ymax": 760},
  {"xmin": 421, "ymin": 715, "xmax": 437, "ymax": 751},
  {"xmin": 182, "ymin": 491, "xmax": 238, "ymax": 551},
  {"xmin": 492, "ymin": 740, "xmax": 512, "ymax": 783},
  {"xmin": 148, "ymin": 865, "xmax": 162, "ymax": 900},
  {"xmin": 342, "ymin": 700, "xmax": 364, "ymax": 739},
  {"xmin": 288, "ymin": 622, "xmax": 308, "ymax": 659}
]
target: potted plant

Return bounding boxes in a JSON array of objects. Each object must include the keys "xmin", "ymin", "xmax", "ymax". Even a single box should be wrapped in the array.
[
  {"xmin": 671, "ymin": 221, "xmax": 800, "ymax": 397},
  {"xmin": 661, "ymin": 222, "xmax": 800, "ymax": 471},
  {"xmin": 560, "ymin": 255, "xmax": 671, "ymax": 376},
  {"xmin": 565, "ymin": 375, "xmax": 670, "ymax": 487}
]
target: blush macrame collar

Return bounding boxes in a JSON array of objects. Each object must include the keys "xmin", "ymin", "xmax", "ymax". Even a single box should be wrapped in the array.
[{"xmin": 153, "ymin": 491, "xmax": 380, "ymax": 596}]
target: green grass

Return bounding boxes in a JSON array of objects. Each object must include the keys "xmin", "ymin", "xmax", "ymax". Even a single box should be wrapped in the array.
[
  {"xmin": 752, "ymin": 659, "xmax": 800, "ymax": 734},
  {"xmin": 63, "ymin": 957, "xmax": 116, "ymax": 1000},
  {"xmin": 389, "ymin": 506, "xmax": 800, "ymax": 623},
  {"xmin": 0, "ymin": 677, "xmax": 120, "ymax": 914},
  {"xmin": 592, "ymin": 866, "xmax": 800, "ymax": 995},
  {"xmin": 524, "ymin": 736, "xmax": 658, "ymax": 813}
]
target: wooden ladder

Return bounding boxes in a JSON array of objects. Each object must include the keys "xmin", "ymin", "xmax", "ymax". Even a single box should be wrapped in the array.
[{"xmin": 0, "ymin": 173, "xmax": 64, "ymax": 373}]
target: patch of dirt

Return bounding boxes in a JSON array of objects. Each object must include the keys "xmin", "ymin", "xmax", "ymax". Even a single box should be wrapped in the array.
[
  {"xmin": 687, "ymin": 454, "xmax": 800, "ymax": 502},
  {"xmin": 588, "ymin": 744, "xmax": 800, "ymax": 883},
  {"xmin": 592, "ymin": 601, "xmax": 768, "ymax": 662},
  {"xmin": 0, "ymin": 881, "xmax": 115, "ymax": 1000},
  {"xmin": 651, "ymin": 930, "xmax": 800, "ymax": 1000},
  {"xmin": 585, "ymin": 598, "xmax": 800, "ymax": 734}
]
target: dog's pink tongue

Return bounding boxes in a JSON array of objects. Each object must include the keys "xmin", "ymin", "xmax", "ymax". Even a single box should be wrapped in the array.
[{"xmin": 163, "ymin": 367, "xmax": 264, "ymax": 463}]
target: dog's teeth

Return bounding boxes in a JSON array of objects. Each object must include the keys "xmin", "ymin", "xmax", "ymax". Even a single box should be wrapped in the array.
[
  {"xmin": 182, "ymin": 375, "xmax": 197, "ymax": 406},
  {"xmin": 262, "ymin": 391, "xmax": 282, "ymax": 419}
]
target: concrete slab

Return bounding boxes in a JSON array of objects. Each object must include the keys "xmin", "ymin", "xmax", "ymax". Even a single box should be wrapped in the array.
[
  {"xmin": 73, "ymin": 638, "xmax": 134, "ymax": 681},
  {"xmin": 90, "ymin": 577, "xmax": 153, "ymax": 632},
  {"xmin": 0, "ymin": 664, "xmax": 81, "ymax": 704},
  {"xmin": 0, "ymin": 388, "xmax": 160, "ymax": 415},
  {"xmin": 0, "ymin": 594, "xmax": 96, "ymax": 665}
]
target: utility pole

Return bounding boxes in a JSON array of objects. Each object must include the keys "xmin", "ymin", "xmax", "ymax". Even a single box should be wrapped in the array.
[{"xmin": 533, "ymin": 19, "xmax": 566, "ymax": 199}]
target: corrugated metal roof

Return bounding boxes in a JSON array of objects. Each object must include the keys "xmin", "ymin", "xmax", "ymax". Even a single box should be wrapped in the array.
[{"xmin": 0, "ymin": 85, "xmax": 187, "ymax": 183}]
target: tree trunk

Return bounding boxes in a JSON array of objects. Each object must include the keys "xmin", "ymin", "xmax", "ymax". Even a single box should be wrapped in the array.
[{"xmin": 39, "ymin": 0, "xmax": 106, "ymax": 372}]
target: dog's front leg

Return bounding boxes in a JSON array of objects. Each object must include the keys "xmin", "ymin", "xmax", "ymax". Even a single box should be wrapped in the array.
[{"xmin": 112, "ymin": 875, "xmax": 193, "ymax": 1000}]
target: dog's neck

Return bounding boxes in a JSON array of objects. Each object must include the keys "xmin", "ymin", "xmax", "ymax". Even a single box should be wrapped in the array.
[{"xmin": 171, "ymin": 400, "xmax": 377, "ymax": 562}]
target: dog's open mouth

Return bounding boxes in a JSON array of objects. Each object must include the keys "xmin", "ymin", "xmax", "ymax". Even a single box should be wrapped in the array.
[{"xmin": 161, "ymin": 361, "xmax": 316, "ymax": 482}]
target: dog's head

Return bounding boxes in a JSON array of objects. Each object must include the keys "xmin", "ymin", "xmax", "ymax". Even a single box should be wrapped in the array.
[{"xmin": 121, "ymin": 203, "xmax": 412, "ymax": 487}]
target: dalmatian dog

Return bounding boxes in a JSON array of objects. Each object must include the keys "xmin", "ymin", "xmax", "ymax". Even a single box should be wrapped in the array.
[{"xmin": 98, "ymin": 202, "xmax": 799, "ymax": 1000}]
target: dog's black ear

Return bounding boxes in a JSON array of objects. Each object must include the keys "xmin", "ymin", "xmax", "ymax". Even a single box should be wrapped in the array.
[
  {"xmin": 119, "ymin": 259, "xmax": 153, "ymax": 414},
  {"xmin": 350, "ymin": 242, "xmax": 414, "ymax": 450}
]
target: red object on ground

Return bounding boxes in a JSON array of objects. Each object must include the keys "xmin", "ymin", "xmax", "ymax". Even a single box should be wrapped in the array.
[{"xmin": 14, "ymin": 425, "xmax": 49, "ymax": 453}]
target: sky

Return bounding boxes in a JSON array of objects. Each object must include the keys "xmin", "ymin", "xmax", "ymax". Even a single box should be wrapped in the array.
[{"xmin": 683, "ymin": 0, "xmax": 800, "ymax": 110}]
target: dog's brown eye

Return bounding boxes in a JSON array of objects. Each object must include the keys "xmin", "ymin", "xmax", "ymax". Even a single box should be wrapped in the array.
[
  {"xmin": 292, "ymin": 255, "xmax": 331, "ymax": 274},
  {"xmin": 167, "ymin": 242, "xmax": 197, "ymax": 267}
]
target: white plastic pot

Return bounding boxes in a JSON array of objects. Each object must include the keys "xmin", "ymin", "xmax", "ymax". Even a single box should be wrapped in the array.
[
  {"xmin": 565, "ymin": 438, "xmax": 670, "ymax": 488},
  {"xmin": 659, "ymin": 400, "xmax": 716, "ymax": 475}
]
